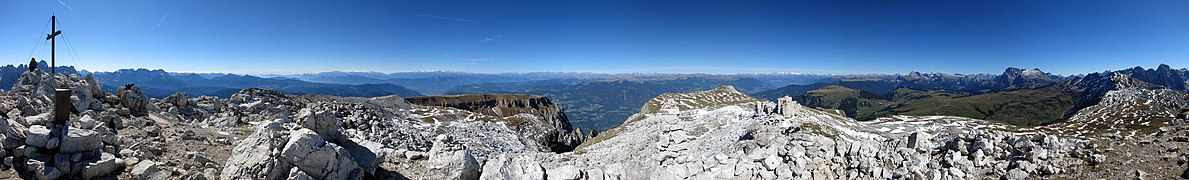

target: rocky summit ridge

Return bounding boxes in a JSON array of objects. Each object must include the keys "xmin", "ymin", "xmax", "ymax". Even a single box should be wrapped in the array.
[
  {"xmin": 483, "ymin": 85, "xmax": 1189, "ymax": 179},
  {"xmin": 0, "ymin": 66, "xmax": 1184, "ymax": 179}
]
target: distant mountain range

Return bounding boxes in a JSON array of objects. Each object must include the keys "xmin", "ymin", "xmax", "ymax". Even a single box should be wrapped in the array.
[
  {"xmin": 753, "ymin": 64, "xmax": 1189, "ymax": 126},
  {"xmin": 90, "ymin": 69, "xmax": 422, "ymax": 98},
  {"xmin": 446, "ymin": 74, "xmax": 776, "ymax": 131},
  {"xmin": 263, "ymin": 71, "xmax": 834, "ymax": 96},
  {"xmin": 8, "ymin": 62, "xmax": 1181, "ymax": 132},
  {"xmin": 261, "ymin": 71, "xmax": 615, "ymax": 95}
]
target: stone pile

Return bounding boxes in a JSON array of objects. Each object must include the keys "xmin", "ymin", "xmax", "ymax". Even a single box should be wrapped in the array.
[
  {"xmin": 20, "ymin": 124, "xmax": 120, "ymax": 179},
  {"xmin": 0, "ymin": 71, "xmax": 127, "ymax": 179},
  {"xmin": 153, "ymin": 92, "xmax": 218, "ymax": 124}
]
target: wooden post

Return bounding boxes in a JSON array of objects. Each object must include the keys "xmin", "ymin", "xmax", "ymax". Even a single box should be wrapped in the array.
[
  {"xmin": 48, "ymin": 16, "xmax": 71, "ymax": 160},
  {"xmin": 46, "ymin": 15, "xmax": 62, "ymax": 74}
]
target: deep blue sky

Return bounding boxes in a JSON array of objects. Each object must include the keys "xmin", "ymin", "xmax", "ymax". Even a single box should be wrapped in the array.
[{"xmin": 2, "ymin": 0, "xmax": 1188, "ymax": 75}]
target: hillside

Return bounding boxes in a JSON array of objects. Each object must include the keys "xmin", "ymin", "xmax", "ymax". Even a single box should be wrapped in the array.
[{"xmin": 791, "ymin": 85, "xmax": 1076, "ymax": 125}]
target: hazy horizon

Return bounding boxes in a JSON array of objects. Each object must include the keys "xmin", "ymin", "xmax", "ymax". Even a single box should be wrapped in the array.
[
  {"xmin": 60, "ymin": 62, "xmax": 1186, "ymax": 77},
  {"xmin": 2, "ymin": 0, "xmax": 1188, "ymax": 75}
]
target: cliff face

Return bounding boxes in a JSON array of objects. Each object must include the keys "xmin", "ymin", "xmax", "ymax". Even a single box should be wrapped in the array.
[
  {"xmin": 406, "ymin": 94, "xmax": 589, "ymax": 152},
  {"xmin": 1115, "ymin": 64, "xmax": 1187, "ymax": 91}
]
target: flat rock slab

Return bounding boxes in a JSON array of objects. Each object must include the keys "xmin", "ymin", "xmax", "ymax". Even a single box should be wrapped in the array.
[
  {"xmin": 60, "ymin": 128, "xmax": 102, "ymax": 153},
  {"xmin": 82, "ymin": 152, "xmax": 118, "ymax": 179},
  {"xmin": 25, "ymin": 125, "xmax": 51, "ymax": 148}
]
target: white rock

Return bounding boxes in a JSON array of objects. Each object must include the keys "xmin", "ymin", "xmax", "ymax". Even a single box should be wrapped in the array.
[
  {"xmin": 131, "ymin": 160, "xmax": 159, "ymax": 180},
  {"xmin": 404, "ymin": 151, "xmax": 426, "ymax": 160},
  {"xmin": 60, "ymin": 128, "xmax": 102, "ymax": 153},
  {"xmin": 1003, "ymin": 169, "xmax": 1028, "ymax": 180},
  {"xmin": 297, "ymin": 109, "xmax": 345, "ymax": 143},
  {"xmin": 547, "ymin": 165, "xmax": 584, "ymax": 180},
  {"xmin": 82, "ymin": 152, "xmax": 119, "ymax": 179},
  {"xmin": 221, "ymin": 121, "xmax": 291, "ymax": 180},
  {"xmin": 428, "ymin": 148, "xmax": 480, "ymax": 180},
  {"xmin": 480, "ymin": 154, "xmax": 545, "ymax": 180},
  {"xmin": 287, "ymin": 167, "xmax": 316, "ymax": 180},
  {"xmin": 280, "ymin": 128, "xmax": 362, "ymax": 180},
  {"xmin": 24, "ymin": 125, "xmax": 52, "ymax": 148},
  {"xmin": 1089, "ymin": 154, "xmax": 1107, "ymax": 165},
  {"xmin": 762, "ymin": 154, "xmax": 782, "ymax": 171},
  {"xmin": 77, "ymin": 114, "xmax": 97, "ymax": 129},
  {"xmin": 26, "ymin": 113, "xmax": 51, "ymax": 126}
]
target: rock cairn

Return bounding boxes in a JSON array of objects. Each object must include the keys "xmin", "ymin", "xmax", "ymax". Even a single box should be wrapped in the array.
[
  {"xmin": 0, "ymin": 71, "xmax": 126, "ymax": 179},
  {"xmin": 20, "ymin": 124, "xmax": 117, "ymax": 179}
]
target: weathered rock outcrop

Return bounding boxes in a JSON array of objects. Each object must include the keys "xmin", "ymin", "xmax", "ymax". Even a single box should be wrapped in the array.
[
  {"xmin": 221, "ymin": 112, "xmax": 378, "ymax": 180},
  {"xmin": 478, "ymin": 86, "xmax": 1189, "ymax": 179},
  {"xmin": 406, "ymin": 94, "xmax": 590, "ymax": 152},
  {"xmin": 426, "ymin": 135, "xmax": 480, "ymax": 180},
  {"xmin": 281, "ymin": 129, "xmax": 362, "ymax": 179},
  {"xmin": 221, "ymin": 92, "xmax": 551, "ymax": 179},
  {"xmin": 116, "ymin": 84, "xmax": 149, "ymax": 116},
  {"xmin": 220, "ymin": 121, "xmax": 291, "ymax": 179}
]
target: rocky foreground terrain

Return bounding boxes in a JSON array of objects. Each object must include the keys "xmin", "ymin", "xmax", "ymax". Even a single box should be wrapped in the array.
[{"xmin": 0, "ymin": 69, "xmax": 1185, "ymax": 179}]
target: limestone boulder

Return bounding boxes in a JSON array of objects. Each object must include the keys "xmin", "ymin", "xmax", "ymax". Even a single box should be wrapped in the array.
[
  {"xmin": 116, "ymin": 84, "xmax": 149, "ymax": 115},
  {"xmin": 280, "ymin": 129, "xmax": 362, "ymax": 180},
  {"xmin": 131, "ymin": 160, "xmax": 159, "ymax": 180},
  {"xmin": 429, "ymin": 148, "xmax": 481, "ymax": 180},
  {"xmin": 297, "ymin": 108, "xmax": 345, "ymax": 143},
  {"xmin": 220, "ymin": 121, "xmax": 291, "ymax": 180},
  {"xmin": 1, "ymin": 119, "xmax": 27, "ymax": 141},
  {"xmin": 480, "ymin": 154, "xmax": 545, "ymax": 180},
  {"xmin": 84, "ymin": 73, "xmax": 104, "ymax": 98},
  {"xmin": 59, "ymin": 128, "xmax": 102, "ymax": 153},
  {"xmin": 547, "ymin": 165, "xmax": 584, "ymax": 180},
  {"xmin": 164, "ymin": 92, "xmax": 190, "ymax": 108},
  {"xmin": 82, "ymin": 152, "xmax": 119, "ymax": 179},
  {"xmin": 24, "ymin": 125, "xmax": 51, "ymax": 148}
]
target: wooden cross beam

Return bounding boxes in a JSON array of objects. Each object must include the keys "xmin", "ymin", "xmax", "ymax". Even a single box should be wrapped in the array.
[{"xmin": 45, "ymin": 15, "xmax": 62, "ymax": 74}]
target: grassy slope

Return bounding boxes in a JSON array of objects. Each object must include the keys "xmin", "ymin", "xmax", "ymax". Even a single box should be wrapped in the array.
[
  {"xmin": 798, "ymin": 85, "xmax": 893, "ymax": 120},
  {"xmin": 799, "ymin": 85, "xmax": 1075, "ymax": 126},
  {"xmin": 889, "ymin": 86, "xmax": 1075, "ymax": 125}
]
